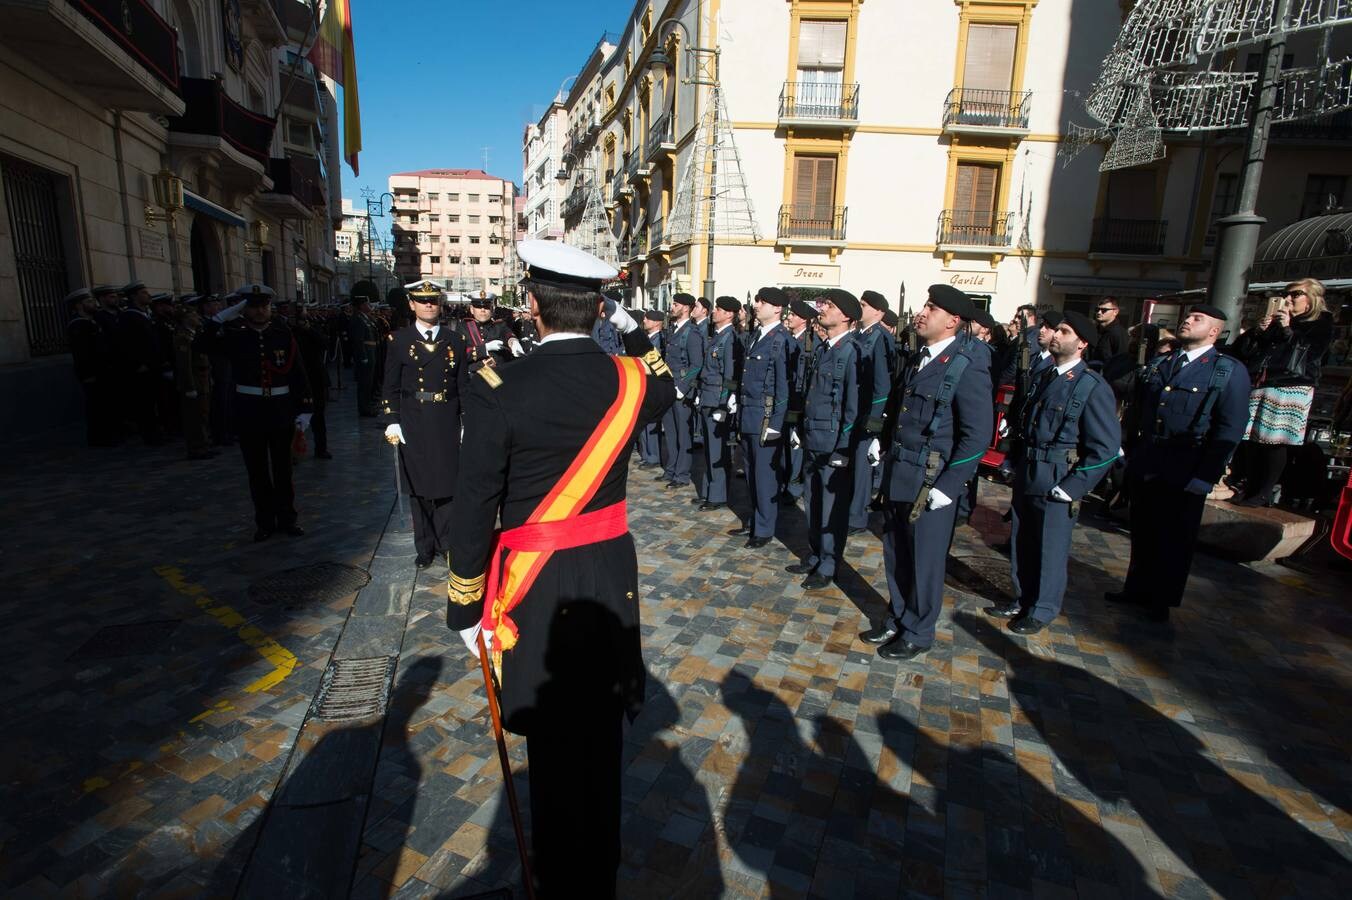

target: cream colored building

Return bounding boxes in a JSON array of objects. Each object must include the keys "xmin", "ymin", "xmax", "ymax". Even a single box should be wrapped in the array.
[
  {"xmin": 572, "ymin": 0, "xmax": 1351, "ymax": 320},
  {"xmin": 0, "ymin": 0, "xmax": 343, "ymax": 379},
  {"xmin": 388, "ymin": 169, "xmax": 518, "ymax": 293}
]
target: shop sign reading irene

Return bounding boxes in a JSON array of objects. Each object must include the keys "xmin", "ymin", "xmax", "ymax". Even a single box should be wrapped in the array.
[
  {"xmin": 777, "ymin": 262, "xmax": 841, "ymax": 287},
  {"xmin": 941, "ymin": 269, "xmax": 997, "ymax": 292}
]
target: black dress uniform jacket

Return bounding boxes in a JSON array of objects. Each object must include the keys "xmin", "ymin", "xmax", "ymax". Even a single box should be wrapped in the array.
[{"xmin": 381, "ymin": 324, "xmax": 469, "ymax": 499}]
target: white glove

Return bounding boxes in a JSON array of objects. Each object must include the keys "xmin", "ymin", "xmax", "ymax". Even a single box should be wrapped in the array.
[
  {"xmin": 694, "ymin": 395, "xmax": 701, "ymax": 408},
  {"xmin": 727, "ymin": 394, "xmax": 738, "ymax": 415},
  {"xmin": 184, "ymin": 390, "xmax": 198, "ymax": 399},
  {"xmin": 790, "ymin": 430, "xmax": 802, "ymax": 449},
  {"xmin": 1049, "ymin": 485, "xmax": 1072, "ymax": 502},
  {"xmin": 295, "ymin": 413, "xmax": 312, "ymax": 431},
  {"xmin": 385, "ymin": 423, "xmax": 405, "ymax": 444},
  {"xmin": 675, "ymin": 387, "xmax": 685, "ymax": 400},
  {"xmin": 213, "ymin": 299, "xmax": 246, "ymax": 323},
  {"xmin": 459, "ymin": 623, "xmax": 486, "ymax": 658},
  {"xmin": 997, "ymin": 418, "xmax": 1009, "ymax": 439},
  {"xmin": 926, "ymin": 487, "xmax": 953, "ymax": 510},
  {"xmin": 1183, "ymin": 477, "xmax": 1212, "ymax": 496},
  {"xmin": 866, "ymin": 438, "xmax": 881, "ymax": 466},
  {"xmin": 604, "ymin": 299, "xmax": 639, "ymax": 334},
  {"xmin": 484, "ymin": 339, "xmax": 505, "ymax": 352},
  {"xmin": 509, "ymin": 338, "xmax": 525, "ymax": 357},
  {"xmin": 764, "ymin": 427, "xmax": 780, "ymax": 440}
]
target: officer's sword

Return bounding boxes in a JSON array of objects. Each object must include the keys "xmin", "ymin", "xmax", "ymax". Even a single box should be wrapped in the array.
[{"xmin": 476, "ymin": 631, "xmax": 537, "ymax": 899}]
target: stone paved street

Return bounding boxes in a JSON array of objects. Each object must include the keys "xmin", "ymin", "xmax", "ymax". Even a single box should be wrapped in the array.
[{"xmin": 2, "ymin": 392, "xmax": 1349, "ymax": 898}]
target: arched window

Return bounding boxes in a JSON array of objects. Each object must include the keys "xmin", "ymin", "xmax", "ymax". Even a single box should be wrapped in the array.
[{"xmin": 168, "ymin": 0, "xmax": 205, "ymax": 78}]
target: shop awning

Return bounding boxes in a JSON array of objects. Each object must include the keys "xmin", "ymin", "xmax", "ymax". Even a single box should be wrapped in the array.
[
  {"xmin": 184, "ymin": 190, "xmax": 246, "ymax": 229},
  {"xmin": 1042, "ymin": 273, "xmax": 1182, "ymax": 297},
  {"xmin": 1248, "ymin": 278, "xmax": 1352, "ymax": 293}
]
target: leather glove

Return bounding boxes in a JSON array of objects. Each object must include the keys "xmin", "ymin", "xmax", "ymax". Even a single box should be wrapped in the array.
[
  {"xmin": 213, "ymin": 299, "xmax": 246, "ymax": 323},
  {"xmin": 1183, "ymin": 477, "xmax": 1212, "ymax": 496},
  {"xmin": 828, "ymin": 451, "xmax": 849, "ymax": 468},
  {"xmin": 1049, "ymin": 485, "xmax": 1073, "ymax": 502},
  {"xmin": 295, "ymin": 413, "xmax": 312, "ymax": 431},
  {"xmin": 459, "ymin": 623, "xmax": 486, "ymax": 658},
  {"xmin": 484, "ymin": 339, "xmax": 505, "ymax": 352},
  {"xmin": 927, "ymin": 487, "xmax": 953, "ymax": 510},
  {"xmin": 603, "ymin": 299, "xmax": 639, "ymax": 334},
  {"xmin": 727, "ymin": 394, "xmax": 738, "ymax": 415},
  {"xmin": 866, "ymin": 438, "xmax": 881, "ymax": 466},
  {"xmin": 384, "ymin": 424, "xmax": 405, "ymax": 445},
  {"xmin": 789, "ymin": 430, "xmax": 802, "ymax": 449}
]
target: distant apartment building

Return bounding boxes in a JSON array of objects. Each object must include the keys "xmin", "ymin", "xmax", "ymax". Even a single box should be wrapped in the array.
[
  {"xmin": 557, "ymin": 35, "xmax": 618, "ymax": 251},
  {"xmin": 388, "ymin": 169, "xmax": 518, "ymax": 293},
  {"xmin": 522, "ymin": 100, "xmax": 569, "ymax": 240}
]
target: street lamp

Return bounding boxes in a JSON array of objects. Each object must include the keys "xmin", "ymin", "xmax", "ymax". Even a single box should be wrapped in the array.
[{"xmin": 365, "ymin": 192, "xmax": 394, "ymax": 286}]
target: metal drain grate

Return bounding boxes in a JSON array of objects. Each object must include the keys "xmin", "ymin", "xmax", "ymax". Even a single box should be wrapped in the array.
[
  {"xmin": 248, "ymin": 562, "xmax": 371, "ymax": 607},
  {"xmin": 946, "ymin": 554, "xmax": 1016, "ymax": 602},
  {"xmin": 311, "ymin": 656, "xmax": 396, "ymax": 721},
  {"xmin": 70, "ymin": 620, "xmax": 181, "ymax": 661}
]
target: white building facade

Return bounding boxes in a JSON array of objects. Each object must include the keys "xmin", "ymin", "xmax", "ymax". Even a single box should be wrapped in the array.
[{"xmin": 521, "ymin": 101, "xmax": 568, "ymax": 240}]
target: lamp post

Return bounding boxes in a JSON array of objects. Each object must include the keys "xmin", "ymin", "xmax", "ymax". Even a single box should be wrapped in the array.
[{"xmin": 365, "ymin": 192, "xmax": 394, "ymax": 285}]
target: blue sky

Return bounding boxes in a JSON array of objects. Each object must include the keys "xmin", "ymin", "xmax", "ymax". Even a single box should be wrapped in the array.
[{"xmin": 340, "ymin": 0, "xmax": 635, "ymax": 209}]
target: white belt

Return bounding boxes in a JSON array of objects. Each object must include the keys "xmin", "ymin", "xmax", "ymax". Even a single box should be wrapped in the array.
[{"xmin": 236, "ymin": 384, "xmax": 290, "ymax": 397}]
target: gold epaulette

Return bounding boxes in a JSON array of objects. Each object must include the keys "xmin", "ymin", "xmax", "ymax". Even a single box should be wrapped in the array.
[
  {"xmin": 448, "ymin": 571, "xmax": 486, "ymax": 606},
  {"xmin": 476, "ymin": 366, "xmax": 503, "ymax": 389},
  {"xmin": 642, "ymin": 348, "xmax": 671, "ymax": 377}
]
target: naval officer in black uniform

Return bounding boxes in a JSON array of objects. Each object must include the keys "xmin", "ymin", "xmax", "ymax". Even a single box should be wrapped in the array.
[
  {"xmin": 986, "ymin": 311, "xmax": 1119, "ymax": 634},
  {"xmin": 445, "ymin": 240, "xmax": 674, "ymax": 897},
  {"xmin": 863, "ymin": 285, "xmax": 993, "ymax": 660},
  {"xmin": 205, "ymin": 284, "xmax": 312, "ymax": 541},
  {"xmin": 382, "ymin": 280, "xmax": 470, "ymax": 568}
]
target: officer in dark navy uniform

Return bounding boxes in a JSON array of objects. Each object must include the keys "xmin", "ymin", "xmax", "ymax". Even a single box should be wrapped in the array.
[
  {"xmin": 660, "ymin": 293, "xmax": 704, "ymax": 489},
  {"xmin": 850, "ymin": 289, "xmax": 897, "ymax": 532},
  {"xmin": 786, "ymin": 289, "xmax": 861, "ymax": 591},
  {"xmin": 91, "ymin": 284, "xmax": 122, "ymax": 333},
  {"xmin": 203, "ymin": 284, "xmax": 312, "ymax": 541},
  {"xmin": 636, "ymin": 309, "xmax": 666, "ymax": 466},
  {"xmin": 780, "ymin": 297, "xmax": 818, "ymax": 502},
  {"xmin": 116, "ymin": 280, "xmax": 165, "ymax": 444},
  {"xmin": 382, "ymin": 280, "xmax": 470, "ymax": 568},
  {"xmin": 730, "ymin": 287, "xmax": 791, "ymax": 547},
  {"xmin": 66, "ymin": 288, "xmax": 121, "ymax": 446},
  {"xmin": 1108, "ymin": 303, "xmax": 1250, "ymax": 622},
  {"xmin": 695, "ymin": 296, "xmax": 743, "ymax": 511},
  {"xmin": 863, "ymin": 285, "xmax": 993, "ymax": 660},
  {"xmin": 348, "ymin": 285, "xmax": 381, "ymax": 417},
  {"xmin": 985, "ymin": 311, "xmax": 1119, "ymax": 633}
]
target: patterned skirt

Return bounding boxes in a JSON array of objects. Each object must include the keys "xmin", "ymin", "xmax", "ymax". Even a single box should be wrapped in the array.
[{"xmin": 1245, "ymin": 385, "xmax": 1315, "ymax": 445}]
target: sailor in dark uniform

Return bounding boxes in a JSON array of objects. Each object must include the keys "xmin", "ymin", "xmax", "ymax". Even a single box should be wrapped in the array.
[
  {"xmin": 786, "ymin": 289, "xmax": 861, "ymax": 591},
  {"xmin": 464, "ymin": 290, "xmax": 523, "ymax": 370},
  {"xmin": 850, "ymin": 290, "xmax": 897, "ymax": 532},
  {"xmin": 446, "ymin": 240, "xmax": 674, "ymax": 897},
  {"xmin": 730, "ymin": 287, "xmax": 791, "ymax": 547},
  {"xmin": 292, "ymin": 302, "xmax": 331, "ymax": 459},
  {"xmin": 780, "ymin": 297, "xmax": 818, "ymax": 502},
  {"xmin": 382, "ymin": 280, "xmax": 470, "ymax": 568},
  {"xmin": 635, "ymin": 309, "xmax": 666, "ymax": 466},
  {"xmin": 66, "ymin": 288, "xmax": 120, "ymax": 446},
  {"xmin": 91, "ymin": 284, "xmax": 122, "ymax": 333},
  {"xmin": 863, "ymin": 285, "xmax": 993, "ymax": 660},
  {"xmin": 986, "ymin": 311, "xmax": 1119, "ymax": 633},
  {"xmin": 660, "ymin": 293, "xmax": 704, "ymax": 489},
  {"xmin": 348, "ymin": 286, "xmax": 381, "ymax": 416},
  {"xmin": 204, "ymin": 284, "xmax": 312, "ymax": 541},
  {"xmin": 695, "ymin": 296, "xmax": 743, "ymax": 511},
  {"xmin": 116, "ymin": 280, "xmax": 164, "ymax": 444},
  {"xmin": 1108, "ymin": 304, "xmax": 1250, "ymax": 622}
]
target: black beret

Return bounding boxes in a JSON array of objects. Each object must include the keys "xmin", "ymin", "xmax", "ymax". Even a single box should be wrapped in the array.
[
  {"xmin": 1062, "ymin": 310, "xmax": 1099, "ymax": 344},
  {"xmin": 1041, "ymin": 309, "xmax": 1063, "ymax": 329},
  {"xmin": 882, "ymin": 310, "xmax": 899, "ymax": 327},
  {"xmin": 975, "ymin": 309, "xmax": 999, "ymax": 332},
  {"xmin": 756, "ymin": 286, "xmax": 788, "ymax": 307},
  {"xmin": 821, "ymin": 288, "xmax": 862, "ymax": 321},
  {"xmin": 671, "ymin": 292, "xmax": 696, "ymax": 307},
  {"xmin": 860, "ymin": 290, "xmax": 889, "ymax": 313},
  {"xmin": 789, "ymin": 298, "xmax": 818, "ymax": 321},
  {"xmin": 715, "ymin": 295, "xmax": 740, "ymax": 313},
  {"xmin": 926, "ymin": 284, "xmax": 975, "ymax": 319},
  {"xmin": 1189, "ymin": 303, "xmax": 1228, "ymax": 322},
  {"xmin": 644, "ymin": 309, "xmax": 666, "ymax": 322},
  {"xmin": 696, "ymin": 296, "xmax": 712, "ymax": 311}
]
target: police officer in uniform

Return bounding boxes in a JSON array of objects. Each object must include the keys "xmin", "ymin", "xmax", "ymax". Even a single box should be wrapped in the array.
[
  {"xmin": 850, "ymin": 290, "xmax": 897, "ymax": 532},
  {"xmin": 863, "ymin": 285, "xmax": 993, "ymax": 659},
  {"xmin": 985, "ymin": 311, "xmax": 1119, "ymax": 633},
  {"xmin": 780, "ymin": 297, "xmax": 818, "ymax": 502},
  {"xmin": 205, "ymin": 284, "xmax": 313, "ymax": 541},
  {"xmin": 786, "ymin": 289, "xmax": 861, "ymax": 591},
  {"xmin": 1108, "ymin": 304, "xmax": 1250, "ymax": 622},
  {"xmin": 635, "ymin": 309, "xmax": 666, "ymax": 466},
  {"xmin": 696, "ymin": 297, "xmax": 743, "ymax": 511},
  {"xmin": 382, "ymin": 280, "xmax": 470, "ymax": 568},
  {"xmin": 730, "ymin": 287, "xmax": 790, "ymax": 547},
  {"xmin": 446, "ymin": 241, "xmax": 675, "ymax": 896},
  {"xmin": 348, "ymin": 284, "xmax": 381, "ymax": 416},
  {"xmin": 660, "ymin": 293, "xmax": 703, "ymax": 489},
  {"xmin": 66, "ymin": 288, "xmax": 121, "ymax": 446}
]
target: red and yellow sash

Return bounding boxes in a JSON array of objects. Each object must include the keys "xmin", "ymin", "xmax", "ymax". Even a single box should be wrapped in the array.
[{"xmin": 480, "ymin": 356, "xmax": 648, "ymax": 662}]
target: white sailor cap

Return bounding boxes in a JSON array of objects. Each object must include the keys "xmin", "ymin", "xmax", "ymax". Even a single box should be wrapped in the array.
[
  {"xmin": 517, "ymin": 239, "xmax": 617, "ymax": 291},
  {"xmin": 406, "ymin": 280, "xmax": 444, "ymax": 299},
  {"xmin": 64, "ymin": 287, "xmax": 92, "ymax": 305},
  {"xmin": 232, "ymin": 283, "xmax": 275, "ymax": 305},
  {"xmin": 92, "ymin": 284, "xmax": 119, "ymax": 296},
  {"xmin": 468, "ymin": 289, "xmax": 498, "ymax": 308}
]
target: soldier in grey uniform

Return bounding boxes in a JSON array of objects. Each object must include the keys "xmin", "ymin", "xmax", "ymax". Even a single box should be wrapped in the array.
[
  {"xmin": 660, "ymin": 293, "xmax": 704, "ymax": 489},
  {"xmin": 730, "ymin": 287, "xmax": 791, "ymax": 547},
  {"xmin": 695, "ymin": 297, "xmax": 743, "ymax": 511},
  {"xmin": 780, "ymin": 297, "xmax": 818, "ymax": 502},
  {"xmin": 850, "ymin": 290, "xmax": 897, "ymax": 532},
  {"xmin": 636, "ymin": 309, "xmax": 666, "ymax": 466}
]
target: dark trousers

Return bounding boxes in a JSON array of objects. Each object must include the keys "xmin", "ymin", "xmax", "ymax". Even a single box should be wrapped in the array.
[
  {"xmin": 740, "ymin": 434, "xmax": 780, "ymax": 538},
  {"xmin": 210, "ymin": 359, "xmax": 234, "ymax": 444},
  {"xmin": 848, "ymin": 439, "xmax": 876, "ymax": 529},
  {"xmin": 179, "ymin": 392, "xmax": 210, "ymax": 455},
  {"xmin": 701, "ymin": 409, "xmax": 732, "ymax": 503},
  {"xmin": 526, "ymin": 710, "xmax": 622, "ymax": 898},
  {"xmin": 637, "ymin": 420, "xmax": 661, "ymax": 465},
  {"xmin": 661, "ymin": 400, "xmax": 694, "ymax": 484},
  {"xmin": 82, "ymin": 380, "xmax": 121, "ymax": 446},
  {"xmin": 310, "ymin": 392, "xmax": 328, "ymax": 454},
  {"xmin": 239, "ymin": 425, "xmax": 297, "ymax": 531},
  {"xmin": 410, "ymin": 494, "xmax": 453, "ymax": 559},
  {"xmin": 803, "ymin": 451, "xmax": 853, "ymax": 577},
  {"xmin": 779, "ymin": 435, "xmax": 805, "ymax": 498},
  {"xmin": 882, "ymin": 498, "xmax": 960, "ymax": 648},
  {"xmin": 127, "ymin": 370, "xmax": 162, "ymax": 442},
  {"xmin": 1124, "ymin": 475, "xmax": 1207, "ymax": 609},
  {"xmin": 354, "ymin": 362, "xmax": 378, "ymax": 416},
  {"xmin": 1010, "ymin": 491, "xmax": 1077, "ymax": 622}
]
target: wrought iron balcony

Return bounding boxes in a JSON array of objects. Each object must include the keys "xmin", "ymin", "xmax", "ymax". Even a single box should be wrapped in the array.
[
  {"xmin": 1270, "ymin": 110, "xmax": 1352, "ymax": 142},
  {"xmin": 169, "ymin": 77, "xmax": 277, "ymax": 170},
  {"xmin": 258, "ymin": 156, "xmax": 325, "ymax": 215},
  {"xmin": 778, "ymin": 81, "xmax": 860, "ymax": 127},
  {"xmin": 646, "ymin": 113, "xmax": 676, "ymax": 161},
  {"xmin": 649, "ymin": 219, "xmax": 669, "ymax": 251},
  {"xmin": 777, "ymin": 205, "xmax": 848, "ymax": 243},
  {"xmin": 942, "ymin": 88, "xmax": 1032, "ymax": 133},
  {"xmin": 626, "ymin": 149, "xmax": 652, "ymax": 183},
  {"xmin": 936, "ymin": 210, "xmax": 1016, "ymax": 248},
  {"xmin": 1089, "ymin": 217, "xmax": 1168, "ymax": 255}
]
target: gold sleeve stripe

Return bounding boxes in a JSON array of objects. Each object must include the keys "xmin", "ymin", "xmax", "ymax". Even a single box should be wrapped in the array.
[
  {"xmin": 449, "ymin": 572, "xmax": 485, "ymax": 591},
  {"xmin": 642, "ymin": 349, "xmax": 671, "ymax": 377},
  {"xmin": 476, "ymin": 367, "xmax": 503, "ymax": 389}
]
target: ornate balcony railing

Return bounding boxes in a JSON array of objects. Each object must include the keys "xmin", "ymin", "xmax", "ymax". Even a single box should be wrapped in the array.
[
  {"xmin": 779, "ymin": 81, "xmax": 859, "ymax": 123},
  {"xmin": 777, "ymin": 205, "xmax": 848, "ymax": 241},
  {"xmin": 1089, "ymin": 217, "xmax": 1168, "ymax": 255},
  {"xmin": 942, "ymin": 88, "xmax": 1032, "ymax": 130},
  {"xmin": 936, "ymin": 210, "xmax": 1016, "ymax": 247},
  {"xmin": 169, "ymin": 77, "xmax": 277, "ymax": 166},
  {"xmin": 71, "ymin": 0, "xmax": 181, "ymax": 93}
]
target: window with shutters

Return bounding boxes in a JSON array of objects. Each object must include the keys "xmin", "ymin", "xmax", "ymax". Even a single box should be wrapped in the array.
[
  {"xmin": 962, "ymin": 25, "xmax": 1016, "ymax": 92},
  {"xmin": 794, "ymin": 19, "xmax": 848, "ymax": 117},
  {"xmin": 784, "ymin": 155, "xmax": 841, "ymax": 239},
  {"xmin": 1092, "ymin": 168, "xmax": 1167, "ymax": 253},
  {"xmin": 951, "ymin": 162, "xmax": 999, "ymax": 241}
]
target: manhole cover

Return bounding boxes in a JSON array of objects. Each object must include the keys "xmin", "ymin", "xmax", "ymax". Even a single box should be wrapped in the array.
[
  {"xmin": 311, "ymin": 656, "xmax": 396, "ymax": 722},
  {"xmin": 70, "ymin": 620, "xmax": 181, "ymax": 661},
  {"xmin": 249, "ymin": 562, "xmax": 370, "ymax": 607},
  {"xmin": 946, "ymin": 555, "xmax": 1015, "ymax": 602}
]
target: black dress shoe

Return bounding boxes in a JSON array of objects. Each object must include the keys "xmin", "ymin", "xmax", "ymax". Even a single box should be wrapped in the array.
[
  {"xmin": 877, "ymin": 637, "xmax": 929, "ymax": 661},
  {"xmin": 1104, "ymin": 590, "xmax": 1139, "ymax": 606},
  {"xmin": 746, "ymin": 536, "xmax": 771, "ymax": 549},
  {"xmin": 690, "ymin": 497, "xmax": 705, "ymax": 505},
  {"xmin": 860, "ymin": 623, "xmax": 898, "ymax": 645},
  {"xmin": 664, "ymin": 481, "xmax": 685, "ymax": 490},
  {"xmin": 253, "ymin": 528, "xmax": 273, "ymax": 543},
  {"xmin": 415, "ymin": 553, "xmax": 433, "ymax": 569},
  {"xmin": 698, "ymin": 501, "xmax": 726, "ymax": 511},
  {"xmin": 656, "ymin": 474, "xmax": 671, "ymax": 481},
  {"xmin": 282, "ymin": 524, "xmax": 305, "ymax": 537},
  {"xmin": 785, "ymin": 562, "xmax": 815, "ymax": 575},
  {"xmin": 984, "ymin": 601, "xmax": 1022, "ymax": 619},
  {"xmin": 727, "ymin": 526, "xmax": 752, "ymax": 537},
  {"xmin": 801, "ymin": 573, "xmax": 832, "ymax": 591},
  {"xmin": 1008, "ymin": 614, "xmax": 1049, "ymax": 635}
]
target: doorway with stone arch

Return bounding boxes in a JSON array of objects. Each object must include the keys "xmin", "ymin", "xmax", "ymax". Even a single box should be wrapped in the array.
[{"xmin": 189, "ymin": 216, "xmax": 222, "ymax": 295}]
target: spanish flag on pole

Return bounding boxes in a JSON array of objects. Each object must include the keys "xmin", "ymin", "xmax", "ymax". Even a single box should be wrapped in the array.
[{"xmin": 308, "ymin": 0, "xmax": 362, "ymax": 175}]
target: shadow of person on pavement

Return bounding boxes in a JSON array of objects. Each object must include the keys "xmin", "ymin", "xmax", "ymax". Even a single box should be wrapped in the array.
[{"xmin": 958, "ymin": 613, "xmax": 1346, "ymax": 898}]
